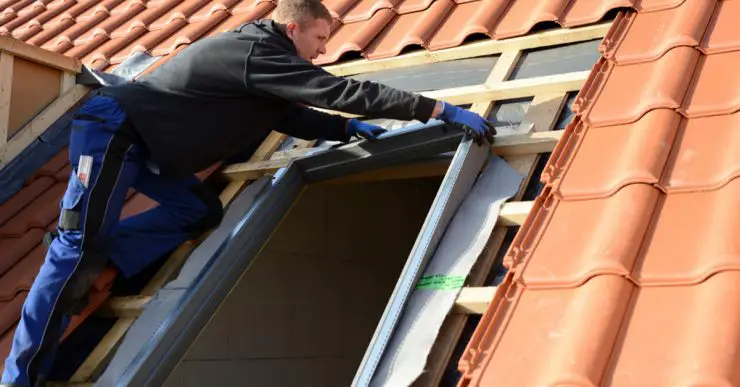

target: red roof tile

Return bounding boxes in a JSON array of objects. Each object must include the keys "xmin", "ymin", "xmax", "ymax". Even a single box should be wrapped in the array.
[
  {"xmin": 574, "ymin": 47, "xmax": 699, "ymax": 127},
  {"xmin": 543, "ymin": 110, "xmax": 681, "ymax": 200},
  {"xmin": 661, "ymin": 113, "xmax": 740, "ymax": 192},
  {"xmin": 600, "ymin": 1, "xmax": 716, "ymax": 65},
  {"xmin": 460, "ymin": 0, "xmax": 740, "ymax": 385}
]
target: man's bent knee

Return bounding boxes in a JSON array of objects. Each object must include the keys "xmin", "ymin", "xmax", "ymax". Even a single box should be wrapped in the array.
[{"xmin": 184, "ymin": 182, "xmax": 224, "ymax": 236}]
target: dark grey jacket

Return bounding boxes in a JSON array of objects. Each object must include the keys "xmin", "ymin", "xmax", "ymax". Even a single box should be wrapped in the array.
[{"xmin": 99, "ymin": 19, "xmax": 438, "ymax": 178}]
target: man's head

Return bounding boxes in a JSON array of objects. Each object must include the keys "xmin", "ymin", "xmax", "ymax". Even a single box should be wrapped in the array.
[{"xmin": 272, "ymin": 0, "xmax": 332, "ymax": 61}]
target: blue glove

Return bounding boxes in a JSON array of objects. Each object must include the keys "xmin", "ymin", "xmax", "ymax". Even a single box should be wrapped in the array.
[
  {"xmin": 438, "ymin": 101, "xmax": 496, "ymax": 145},
  {"xmin": 347, "ymin": 119, "xmax": 387, "ymax": 142}
]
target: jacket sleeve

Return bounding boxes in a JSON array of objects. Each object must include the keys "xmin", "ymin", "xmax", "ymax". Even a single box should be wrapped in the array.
[
  {"xmin": 245, "ymin": 42, "xmax": 438, "ymax": 123},
  {"xmin": 275, "ymin": 103, "xmax": 352, "ymax": 142}
]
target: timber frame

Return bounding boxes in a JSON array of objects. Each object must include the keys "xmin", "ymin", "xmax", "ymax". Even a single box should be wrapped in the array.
[{"xmin": 52, "ymin": 19, "xmax": 612, "ymax": 386}]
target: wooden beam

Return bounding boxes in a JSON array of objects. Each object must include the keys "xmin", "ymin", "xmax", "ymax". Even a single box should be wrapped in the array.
[
  {"xmin": 498, "ymin": 201, "xmax": 533, "ymax": 226},
  {"xmin": 96, "ymin": 295, "xmax": 152, "ymax": 318},
  {"xmin": 425, "ymin": 70, "xmax": 587, "ymax": 106},
  {"xmin": 219, "ymin": 131, "xmax": 287, "ymax": 205},
  {"xmin": 492, "ymin": 130, "xmax": 562, "ymax": 157},
  {"xmin": 0, "ymin": 52, "xmax": 12, "ymax": 146},
  {"xmin": 222, "ymin": 130, "xmax": 563, "ymax": 181},
  {"xmin": 453, "ymin": 287, "xmax": 497, "ymax": 314},
  {"xmin": 322, "ymin": 22, "xmax": 610, "ymax": 76},
  {"xmin": 313, "ymin": 70, "xmax": 588, "ymax": 118},
  {"xmin": 222, "ymin": 157, "xmax": 289, "ymax": 181},
  {"xmin": 0, "ymin": 35, "xmax": 81, "ymax": 73}
]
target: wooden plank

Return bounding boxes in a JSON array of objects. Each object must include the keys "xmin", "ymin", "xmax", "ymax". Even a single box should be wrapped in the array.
[
  {"xmin": 222, "ymin": 130, "xmax": 563, "ymax": 181},
  {"xmin": 415, "ymin": 93, "xmax": 568, "ymax": 387},
  {"xmin": 0, "ymin": 52, "xmax": 12, "ymax": 146},
  {"xmin": 0, "ymin": 84, "xmax": 89, "ymax": 168},
  {"xmin": 424, "ymin": 70, "xmax": 587, "ymax": 106},
  {"xmin": 221, "ymin": 157, "xmax": 293, "ymax": 181},
  {"xmin": 0, "ymin": 35, "xmax": 81, "ymax": 73},
  {"xmin": 491, "ymin": 130, "xmax": 562, "ymax": 157},
  {"xmin": 96, "ymin": 295, "xmax": 153, "ymax": 318},
  {"xmin": 313, "ymin": 70, "xmax": 588, "ymax": 118},
  {"xmin": 453, "ymin": 287, "xmax": 497, "ymax": 314},
  {"xmin": 219, "ymin": 131, "xmax": 287, "ymax": 205},
  {"xmin": 498, "ymin": 201, "xmax": 533, "ymax": 226},
  {"xmin": 323, "ymin": 22, "xmax": 610, "ymax": 76},
  {"xmin": 483, "ymin": 50, "xmax": 521, "ymax": 85}
]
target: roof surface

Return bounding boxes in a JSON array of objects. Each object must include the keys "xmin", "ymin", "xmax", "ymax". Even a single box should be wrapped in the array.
[
  {"xmin": 0, "ymin": 0, "xmax": 633, "ymax": 380},
  {"xmin": 458, "ymin": 0, "xmax": 740, "ymax": 385},
  {"xmin": 2, "ymin": 0, "xmax": 635, "ymax": 70}
]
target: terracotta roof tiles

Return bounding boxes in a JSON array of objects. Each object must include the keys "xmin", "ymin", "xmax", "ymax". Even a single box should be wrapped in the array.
[
  {"xmin": 1, "ymin": 0, "xmax": 628, "ymax": 70},
  {"xmin": 458, "ymin": 0, "xmax": 740, "ymax": 385}
]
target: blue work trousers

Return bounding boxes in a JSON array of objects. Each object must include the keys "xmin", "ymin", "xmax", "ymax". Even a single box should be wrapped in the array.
[{"xmin": 1, "ymin": 94, "xmax": 223, "ymax": 386}]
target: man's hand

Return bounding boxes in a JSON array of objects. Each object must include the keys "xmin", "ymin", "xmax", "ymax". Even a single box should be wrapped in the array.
[
  {"xmin": 436, "ymin": 101, "xmax": 496, "ymax": 146},
  {"xmin": 346, "ymin": 119, "xmax": 388, "ymax": 142}
]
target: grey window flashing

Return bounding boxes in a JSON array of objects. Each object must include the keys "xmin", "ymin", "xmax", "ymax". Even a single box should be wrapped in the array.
[
  {"xmin": 350, "ymin": 132, "xmax": 491, "ymax": 387},
  {"xmin": 97, "ymin": 120, "xmax": 470, "ymax": 387}
]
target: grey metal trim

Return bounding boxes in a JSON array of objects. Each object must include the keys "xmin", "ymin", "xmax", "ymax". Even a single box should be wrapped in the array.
[
  {"xmin": 351, "ymin": 132, "xmax": 491, "ymax": 387},
  {"xmin": 101, "ymin": 120, "xmax": 468, "ymax": 387},
  {"xmin": 298, "ymin": 120, "xmax": 465, "ymax": 182},
  {"xmin": 78, "ymin": 53, "xmax": 163, "ymax": 88},
  {"xmin": 111, "ymin": 166, "xmax": 304, "ymax": 387}
]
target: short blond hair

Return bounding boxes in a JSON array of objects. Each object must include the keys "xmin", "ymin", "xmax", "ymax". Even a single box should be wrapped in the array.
[{"xmin": 272, "ymin": 0, "xmax": 333, "ymax": 25}]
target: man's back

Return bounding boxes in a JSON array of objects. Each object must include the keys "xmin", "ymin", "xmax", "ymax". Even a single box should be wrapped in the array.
[{"xmin": 100, "ymin": 20, "xmax": 299, "ymax": 178}]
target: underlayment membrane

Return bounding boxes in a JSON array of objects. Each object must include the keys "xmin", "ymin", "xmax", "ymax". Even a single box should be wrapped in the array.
[{"xmin": 369, "ymin": 155, "xmax": 522, "ymax": 387}]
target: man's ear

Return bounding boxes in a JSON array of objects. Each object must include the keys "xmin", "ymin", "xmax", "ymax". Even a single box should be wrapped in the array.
[{"xmin": 285, "ymin": 21, "xmax": 298, "ymax": 38}]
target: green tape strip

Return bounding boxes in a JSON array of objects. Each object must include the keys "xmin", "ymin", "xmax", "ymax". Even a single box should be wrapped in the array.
[{"xmin": 416, "ymin": 275, "xmax": 465, "ymax": 290}]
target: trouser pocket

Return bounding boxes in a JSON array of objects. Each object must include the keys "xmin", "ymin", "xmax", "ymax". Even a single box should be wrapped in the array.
[{"xmin": 58, "ymin": 172, "xmax": 86, "ymax": 233}]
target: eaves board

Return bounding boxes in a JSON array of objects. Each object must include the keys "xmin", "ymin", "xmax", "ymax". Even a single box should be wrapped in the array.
[{"xmin": 94, "ymin": 120, "xmax": 469, "ymax": 387}]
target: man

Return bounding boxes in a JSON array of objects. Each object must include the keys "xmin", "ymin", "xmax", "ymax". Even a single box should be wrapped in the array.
[{"xmin": 1, "ymin": 0, "xmax": 495, "ymax": 385}]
